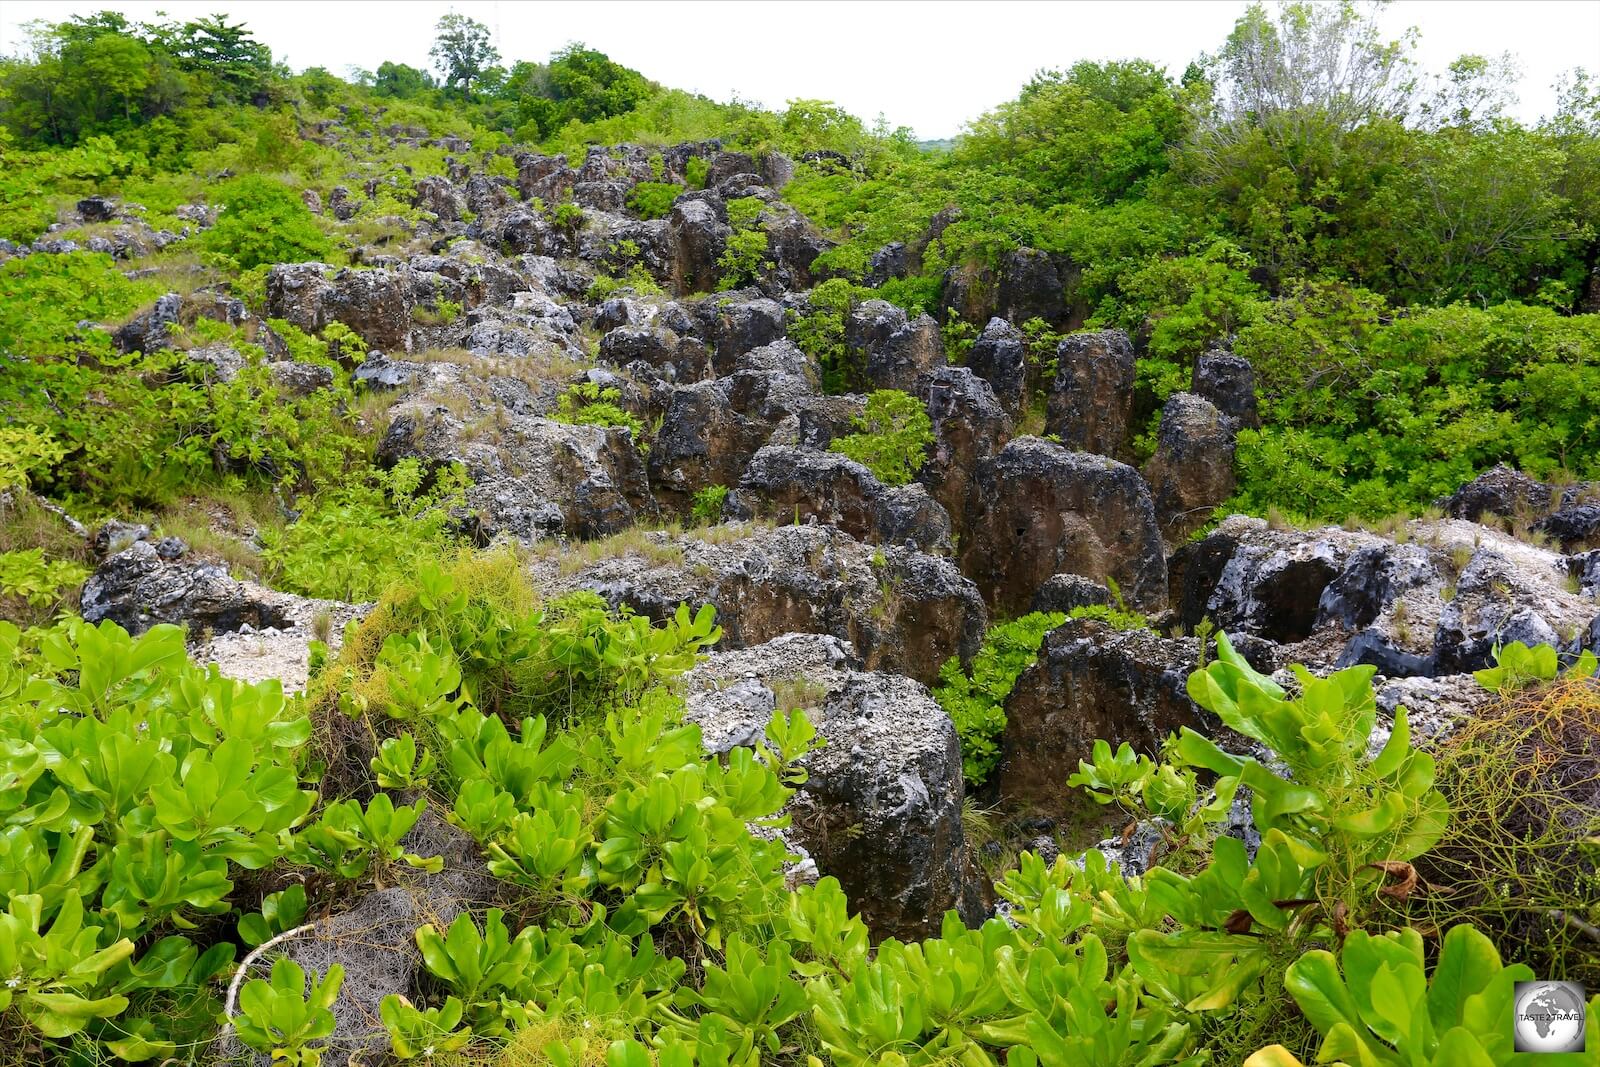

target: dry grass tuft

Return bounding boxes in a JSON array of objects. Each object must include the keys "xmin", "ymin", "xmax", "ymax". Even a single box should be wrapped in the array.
[{"xmin": 1404, "ymin": 677, "xmax": 1600, "ymax": 984}]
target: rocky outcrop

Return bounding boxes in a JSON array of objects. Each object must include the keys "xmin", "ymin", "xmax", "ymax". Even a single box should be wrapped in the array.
[
  {"xmin": 684, "ymin": 634, "xmax": 990, "ymax": 941},
  {"xmin": 1044, "ymin": 329, "xmax": 1136, "ymax": 460},
  {"xmin": 915, "ymin": 366, "xmax": 1012, "ymax": 542},
  {"xmin": 1193, "ymin": 347, "xmax": 1259, "ymax": 429},
  {"xmin": 961, "ymin": 438, "xmax": 1167, "ymax": 617},
  {"xmin": 80, "ymin": 539, "xmax": 362, "ymax": 691},
  {"xmin": 995, "ymin": 248, "xmax": 1071, "ymax": 328},
  {"xmin": 1431, "ymin": 534, "xmax": 1596, "ymax": 673},
  {"xmin": 727, "ymin": 445, "xmax": 953, "ymax": 554},
  {"xmin": 668, "ymin": 198, "xmax": 730, "ymax": 295},
  {"xmin": 1142, "ymin": 392, "xmax": 1236, "ymax": 547},
  {"xmin": 82, "ymin": 539, "xmax": 292, "ymax": 637},
  {"xmin": 377, "ymin": 370, "xmax": 653, "ymax": 541},
  {"xmin": 542, "ymin": 523, "xmax": 986, "ymax": 685},
  {"xmin": 115, "ymin": 291, "xmax": 248, "ymax": 354},
  {"xmin": 1440, "ymin": 465, "xmax": 1555, "ymax": 523},
  {"xmin": 412, "ymin": 175, "xmax": 465, "ymax": 221},
  {"xmin": 866, "ymin": 242, "xmax": 908, "ymax": 287},
  {"xmin": 1175, "ymin": 514, "xmax": 1598, "ymax": 676},
  {"xmin": 939, "ymin": 249, "xmax": 1082, "ymax": 330},
  {"xmin": 1441, "ymin": 465, "xmax": 1600, "ymax": 553},
  {"xmin": 758, "ymin": 201, "xmax": 832, "ymax": 291},
  {"xmin": 265, "ymin": 263, "xmax": 419, "ymax": 351},
  {"xmin": 845, "ymin": 300, "xmax": 945, "ymax": 391},
  {"xmin": 703, "ymin": 297, "xmax": 787, "ymax": 376},
  {"xmin": 1031, "ymin": 574, "xmax": 1112, "ymax": 614},
  {"xmin": 599, "ymin": 326, "xmax": 710, "ymax": 383},
  {"xmin": 1180, "ymin": 517, "xmax": 1381, "ymax": 648},
  {"xmin": 964, "ymin": 318, "xmax": 1028, "ymax": 418},
  {"xmin": 648, "ymin": 361, "xmax": 815, "ymax": 512},
  {"xmin": 999, "ymin": 618, "xmax": 1205, "ymax": 812}
]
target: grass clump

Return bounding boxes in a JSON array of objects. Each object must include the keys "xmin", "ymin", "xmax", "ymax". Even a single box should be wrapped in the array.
[{"xmin": 1406, "ymin": 674, "xmax": 1600, "ymax": 986}]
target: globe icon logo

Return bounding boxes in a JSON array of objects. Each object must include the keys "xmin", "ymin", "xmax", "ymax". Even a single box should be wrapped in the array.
[{"xmin": 1514, "ymin": 981, "xmax": 1587, "ymax": 1053}]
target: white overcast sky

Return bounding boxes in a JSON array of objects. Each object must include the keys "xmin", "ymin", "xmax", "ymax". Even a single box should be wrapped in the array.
[{"xmin": 2, "ymin": 1, "xmax": 1597, "ymax": 138}]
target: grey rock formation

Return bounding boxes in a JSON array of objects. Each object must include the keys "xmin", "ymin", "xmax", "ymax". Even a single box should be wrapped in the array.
[
  {"xmin": 964, "ymin": 317, "xmax": 1028, "ymax": 418},
  {"xmin": 1045, "ymin": 329, "xmax": 1136, "ymax": 460},
  {"xmin": 541, "ymin": 523, "xmax": 985, "ymax": 685},
  {"xmin": 1177, "ymin": 514, "xmax": 1596, "ymax": 677},
  {"xmin": 599, "ymin": 325, "xmax": 709, "ymax": 383},
  {"xmin": 684, "ymin": 634, "xmax": 990, "ymax": 941},
  {"xmin": 962, "ymin": 438, "xmax": 1167, "ymax": 617},
  {"xmin": 1031, "ymin": 574, "xmax": 1112, "ymax": 615},
  {"xmin": 1192, "ymin": 347, "xmax": 1260, "ymax": 429},
  {"xmin": 377, "ymin": 369, "xmax": 652, "ymax": 541},
  {"xmin": 727, "ymin": 445, "xmax": 954, "ymax": 554},
  {"xmin": 845, "ymin": 300, "xmax": 945, "ymax": 392},
  {"xmin": 915, "ymin": 366, "xmax": 1012, "ymax": 542},
  {"xmin": 668, "ymin": 198, "xmax": 730, "ymax": 295},
  {"xmin": 81, "ymin": 540, "xmax": 293, "ymax": 637},
  {"xmin": 647, "ymin": 362, "xmax": 813, "ymax": 510},
  {"xmin": 999, "ymin": 618, "xmax": 1206, "ymax": 812},
  {"xmin": 1142, "ymin": 392, "xmax": 1236, "ymax": 547}
]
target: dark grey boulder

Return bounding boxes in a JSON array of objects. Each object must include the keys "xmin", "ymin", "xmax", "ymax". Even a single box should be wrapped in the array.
[
  {"xmin": 1045, "ymin": 329, "xmax": 1136, "ymax": 460},
  {"xmin": 964, "ymin": 317, "xmax": 1028, "ymax": 418},
  {"xmin": 1142, "ymin": 392, "xmax": 1236, "ymax": 547},
  {"xmin": 962, "ymin": 438, "xmax": 1167, "ymax": 617}
]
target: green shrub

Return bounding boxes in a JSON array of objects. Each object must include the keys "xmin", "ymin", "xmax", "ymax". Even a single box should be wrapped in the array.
[
  {"xmin": 550, "ymin": 382, "xmax": 647, "ymax": 448},
  {"xmin": 259, "ymin": 460, "xmax": 470, "ymax": 601},
  {"xmin": 201, "ymin": 175, "xmax": 335, "ymax": 272},
  {"xmin": 627, "ymin": 180, "xmax": 683, "ymax": 220},
  {"xmin": 684, "ymin": 155, "xmax": 710, "ymax": 189},
  {"xmin": 0, "ymin": 251, "xmax": 162, "ymax": 358},
  {"xmin": 934, "ymin": 611, "xmax": 1066, "ymax": 785},
  {"xmin": 715, "ymin": 196, "xmax": 772, "ymax": 290},
  {"xmin": 828, "ymin": 389, "xmax": 934, "ymax": 486},
  {"xmin": 790, "ymin": 278, "xmax": 862, "ymax": 393},
  {"xmin": 691, "ymin": 484, "xmax": 729, "ymax": 524}
]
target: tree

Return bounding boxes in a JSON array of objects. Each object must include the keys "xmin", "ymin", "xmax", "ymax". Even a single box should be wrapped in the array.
[
  {"xmin": 1375, "ymin": 124, "xmax": 1577, "ymax": 304},
  {"xmin": 1201, "ymin": 0, "xmax": 1418, "ymax": 133},
  {"xmin": 1178, "ymin": 1, "xmax": 1419, "ymax": 286},
  {"xmin": 373, "ymin": 61, "xmax": 435, "ymax": 99},
  {"xmin": 429, "ymin": 14, "xmax": 499, "ymax": 97},
  {"xmin": 173, "ymin": 14, "xmax": 271, "ymax": 97},
  {"xmin": 544, "ymin": 44, "xmax": 651, "ymax": 122}
]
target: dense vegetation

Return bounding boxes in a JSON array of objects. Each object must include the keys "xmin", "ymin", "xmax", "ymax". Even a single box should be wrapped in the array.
[{"xmin": 3, "ymin": 2, "xmax": 1600, "ymax": 1063}]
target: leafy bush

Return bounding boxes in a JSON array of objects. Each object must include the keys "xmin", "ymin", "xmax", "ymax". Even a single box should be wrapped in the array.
[
  {"xmin": 550, "ymin": 382, "xmax": 647, "ymax": 447},
  {"xmin": 0, "ymin": 251, "xmax": 162, "ymax": 358},
  {"xmin": 1230, "ymin": 294, "xmax": 1600, "ymax": 519},
  {"xmin": 716, "ymin": 196, "xmax": 772, "ymax": 290},
  {"xmin": 0, "ymin": 548, "xmax": 89, "ymax": 610},
  {"xmin": 259, "ymin": 459, "xmax": 470, "ymax": 601},
  {"xmin": 201, "ymin": 175, "xmax": 334, "ymax": 271},
  {"xmin": 1251, "ymin": 924, "xmax": 1595, "ymax": 1067},
  {"xmin": 684, "ymin": 155, "xmax": 710, "ymax": 190},
  {"xmin": 829, "ymin": 389, "xmax": 934, "ymax": 486},
  {"xmin": 627, "ymin": 180, "xmax": 683, "ymax": 220},
  {"xmin": 789, "ymin": 277, "xmax": 862, "ymax": 393},
  {"xmin": 934, "ymin": 611, "xmax": 1066, "ymax": 785},
  {"xmin": 690, "ymin": 484, "xmax": 729, "ymax": 524}
]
